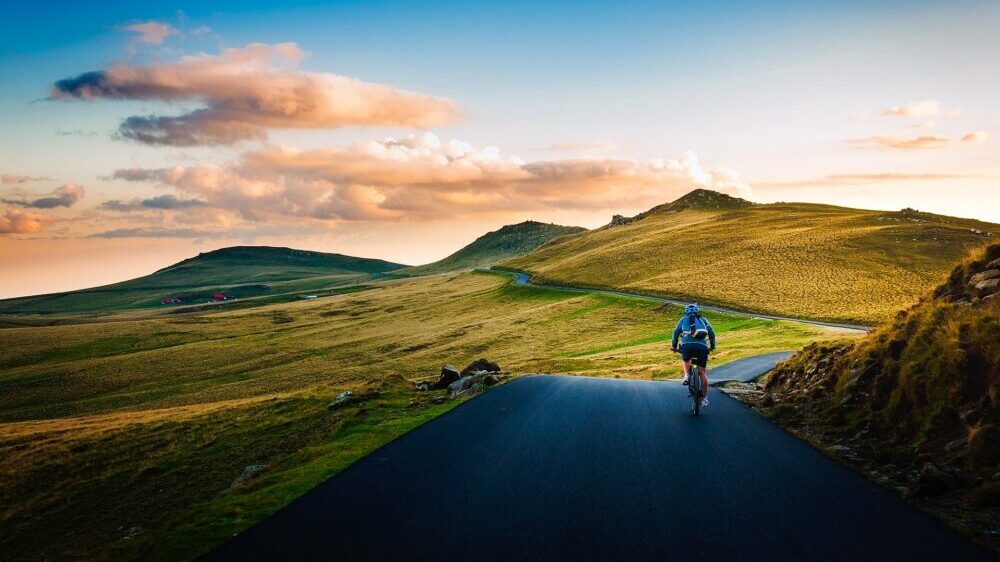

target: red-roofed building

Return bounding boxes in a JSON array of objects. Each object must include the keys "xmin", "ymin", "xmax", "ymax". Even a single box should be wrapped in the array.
[{"xmin": 213, "ymin": 293, "xmax": 226, "ymax": 300}]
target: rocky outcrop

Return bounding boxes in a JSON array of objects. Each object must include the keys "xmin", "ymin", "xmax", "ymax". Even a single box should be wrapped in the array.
[
  {"xmin": 327, "ymin": 390, "xmax": 353, "ymax": 409},
  {"xmin": 743, "ymin": 244, "xmax": 1000, "ymax": 550},
  {"xmin": 416, "ymin": 359, "xmax": 510, "ymax": 399},
  {"xmin": 461, "ymin": 358, "xmax": 501, "ymax": 376},
  {"xmin": 433, "ymin": 365, "xmax": 462, "ymax": 389},
  {"xmin": 231, "ymin": 464, "xmax": 269, "ymax": 489},
  {"xmin": 608, "ymin": 214, "xmax": 635, "ymax": 227}
]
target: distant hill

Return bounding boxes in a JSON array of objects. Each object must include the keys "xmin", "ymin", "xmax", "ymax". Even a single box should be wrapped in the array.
[
  {"xmin": 504, "ymin": 189, "xmax": 997, "ymax": 324},
  {"xmin": 398, "ymin": 220, "xmax": 586, "ymax": 276},
  {"xmin": 0, "ymin": 246, "xmax": 407, "ymax": 314}
]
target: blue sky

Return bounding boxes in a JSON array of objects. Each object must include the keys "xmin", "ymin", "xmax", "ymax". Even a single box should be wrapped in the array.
[{"xmin": 0, "ymin": 1, "xmax": 998, "ymax": 297}]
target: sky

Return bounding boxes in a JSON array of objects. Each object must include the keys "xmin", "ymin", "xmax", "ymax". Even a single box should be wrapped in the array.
[{"xmin": 1, "ymin": 0, "xmax": 998, "ymax": 298}]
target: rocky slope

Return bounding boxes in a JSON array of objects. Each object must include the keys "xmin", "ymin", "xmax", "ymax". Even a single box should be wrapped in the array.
[{"xmin": 740, "ymin": 243, "xmax": 1000, "ymax": 550}]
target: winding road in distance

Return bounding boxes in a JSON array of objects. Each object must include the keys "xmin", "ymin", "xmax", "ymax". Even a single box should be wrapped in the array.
[
  {"xmin": 505, "ymin": 270, "xmax": 873, "ymax": 332},
  {"xmin": 201, "ymin": 353, "xmax": 991, "ymax": 562}
]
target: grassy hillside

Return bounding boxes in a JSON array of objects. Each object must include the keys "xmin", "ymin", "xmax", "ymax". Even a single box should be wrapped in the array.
[
  {"xmin": 757, "ymin": 244, "xmax": 999, "ymax": 549},
  {"xmin": 398, "ymin": 220, "xmax": 585, "ymax": 276},
  {"xmin": 0, "ymin": 246, "xmax": 406, "ymax": 314},
  {"xmin": 504, "ymin": 189, "xmax": 997, "ymax": 324},
  {"xmin": 0, "ymin": 271, "xmax": 851, "ymax": 561}
]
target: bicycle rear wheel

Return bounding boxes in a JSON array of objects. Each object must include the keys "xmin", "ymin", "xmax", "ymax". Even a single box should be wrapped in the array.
[{"xmin": 690, "ymin": 374, "xmax": 701, "ymax": 416}]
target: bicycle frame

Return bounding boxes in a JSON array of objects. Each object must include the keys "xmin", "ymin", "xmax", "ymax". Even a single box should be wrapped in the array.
[{"xmin": 688, "ymin": 363, "xmax": 702, "ymax": 416}]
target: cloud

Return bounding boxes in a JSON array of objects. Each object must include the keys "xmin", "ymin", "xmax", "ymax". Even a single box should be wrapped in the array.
[
  {"xmin": 89, "ymin": 227, "xmax": 216, "ymax": 239},
  {"xmin": 3, "ymin": 183, "xmax": 85, "ymax": 208},
  {"xmin": 960, "ymin": 131, "xmax": 990, "ymax": 143},
  {"xmin": 109, "ymin": 133, "xmax": 750, "ymax": 223},
  {"xmin": 56, "ymin": 129, "xmax": 98, "ymax": 137},
  {"xmin": 844, "ymin": 132, "xmax": 988, "ymax": 150},
  {"xmin": 535, "ymin": 142, "xmax": 621, "ymax": 153},
  {"xmin": 881, "ymin": 100, "xmax": 943, "ymax": 117},
  {"xmin": 51, "ymin": 43, "xmax": 460, "ymax": 146},
  {"xmin": 100, "ymin": 194, "xmax": 209, "ymax": 212},
  {"xmin": 0, "ymin": 208, "xmax": 48, "ymax": 234},
  {"xmin": 757, "ymin": 172, "xmax": 983, "ymax": 188},
  {"xmin": 120, "ymin": 21, "xmax": 179, "ymax": 45},
  {"xmin": 1, "ymin": 174, "xmax": 52, "ymax": 184}
]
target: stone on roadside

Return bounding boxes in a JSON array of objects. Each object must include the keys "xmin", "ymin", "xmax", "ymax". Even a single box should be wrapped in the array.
[
  {"xmin": 913, "ymin": 462, "xmax": 959, "ymax": 497},
  {"xmin": 327, "ymin": 390, "xmax": 352, "ymax": 410},
  {"xmin": 432, "ymin": 365, "xmax": 462, "ymax": 389},
  {"xmin": 461, "ymin": 358, "xmax": 501, "ymax": 376},
  {"xmin": 231, "ymin": 464, "xmax": 269, "ymax": 489}
]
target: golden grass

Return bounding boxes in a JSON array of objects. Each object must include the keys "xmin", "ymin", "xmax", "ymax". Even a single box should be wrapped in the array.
[
  {"xmin": 505, "ymin": 203, "xmax": 997, "ymax": 324},
  {"xmin": 0, "ymin": 271, "xmax": 853, "ymax": 561}
]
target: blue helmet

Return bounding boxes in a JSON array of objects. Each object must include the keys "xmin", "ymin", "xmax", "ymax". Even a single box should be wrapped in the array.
[{"xmin": 684, "ymin": 304, "xmax": 700, "ymax": 315}]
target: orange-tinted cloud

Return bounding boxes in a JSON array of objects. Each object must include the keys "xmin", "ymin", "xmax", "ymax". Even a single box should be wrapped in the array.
[
  {"xmin": 756, "ymin": 172, "xmax": 982, "ymax": 188},
  {"xmin": 52, "ymin": 43, "xmax": 460, "ymax": 146},
  {"xmin": 960, "ymin": 131, "xmax": 990, "ymax": 143},
  {"xmin": 0, "ymin": 208, "xmax": 48, "ymax": 234},
  {"xmin": 881, "ymin": 100, "xmax": 947, "ymax": 117},
  {"xmin": 119, "ymin": 21, "xmax": 178, "ymax": 45},
  {"xmin": 845, "ymin": 132, "xmax": 989, "ymax": 150},
  {"xmin": 1, "ymin": 174, "xmax": 52, "ymax": 184},
  {"xmin": 105, "ymin": 133, "xmax": 750, "ymax": 227}
]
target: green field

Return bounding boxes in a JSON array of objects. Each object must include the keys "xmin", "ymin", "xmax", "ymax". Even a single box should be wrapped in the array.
[
  {"xmin": 0, "ymin": 271, "xmax": 854, "ymax": 561},
  {"xmin": 504, "ymin": 190, "xmax": 997, "ymax": 324},
  {"xmin": 397, "ymin": 220, "xmax": 585, "ymax": 276},
  {"xmin": 0, "ymin": 246, "xmax": 406, "ymax": 315}
]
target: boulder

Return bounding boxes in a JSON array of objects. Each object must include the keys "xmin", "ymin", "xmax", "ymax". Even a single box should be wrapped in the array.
[
  {"xmin": 448, "ymin": 376, "xmax": 473, "ymax": 395},
  {"xmin": 975, "ymin": 278, "xmax": 999, "ymax": 292},
  {"xmin": 969, "ymin": 269, "xmax": 1000, "ymax": 285},
  {"xmin": 327, "ymin": 390, "xmax": 353, "ymax": 409},
  {"xmin": 461, "ymin": 358, "xmax": 501, "ymax": 376},
  {"xmin": 432, "ymin": 365, "xmax": 462, "ymax": 390},
  {"xmin": 231, "ymin": 464, "xmax": 269, "ymax": 489},
  {"xmin": 913, "ymin": 462, "xmax": 959, "ymax": 497},
  {"xmin": 609, "ymin": 214, "xmax": 634, "ymax": 227},
  {"xmin": 452, "ymin": 382, "xmax": 487, "ymax": 400}
]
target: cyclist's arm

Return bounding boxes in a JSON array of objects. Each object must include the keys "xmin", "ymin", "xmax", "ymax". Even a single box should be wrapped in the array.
[
  {"xmin": 671, "ymin": 320, "xmax": 682, "ymax": 350},
  {"xmin": 705, "ymin": 317, "xmax": 716, "ymax": 350}
]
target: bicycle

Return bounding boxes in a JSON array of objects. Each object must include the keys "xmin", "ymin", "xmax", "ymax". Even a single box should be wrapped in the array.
[{"xmin": 674, "ymin": 348, "xmax": 703, "ymax": 416}]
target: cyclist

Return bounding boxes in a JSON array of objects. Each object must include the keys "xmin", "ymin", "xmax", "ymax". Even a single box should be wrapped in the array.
[{"xmin": 671, "ymin": 304, "xmax": 716, "ymax": 407}]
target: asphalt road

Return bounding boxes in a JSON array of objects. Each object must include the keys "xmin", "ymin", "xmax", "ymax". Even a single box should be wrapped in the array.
[
  {"xmin": 202, "ymin": 356, "xmax": 992, "ymax": 562},
  {"xmin": 506, "ymin": 271, "xmax": 872, "ymax": 332}
]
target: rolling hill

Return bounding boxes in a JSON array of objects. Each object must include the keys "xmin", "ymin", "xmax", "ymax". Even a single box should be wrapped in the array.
[
  {"xmin": 503, "ymin": 189, "xmax": 997, "ymax": 324},
  {"xmin": 397, "ymin": 220, "xmax": 586, "ymax": 276},
  {"xmin": 0, "ymin": 246, "xmax": 407, "ymax": 314},
  {"xmin": 0, "ymin": 271, "xmax": 845, "ymax": 561}
]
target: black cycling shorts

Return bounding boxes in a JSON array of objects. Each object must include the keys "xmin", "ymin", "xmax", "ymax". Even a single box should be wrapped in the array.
[{"xmin": 679, "ymin": 342, "xmax": 709, "ymax": 368}]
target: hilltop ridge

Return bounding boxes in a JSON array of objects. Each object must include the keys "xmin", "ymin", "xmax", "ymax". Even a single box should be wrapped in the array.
[
  {"xmin": 505, "ymin": 189, "xmax": 997, "ymax": 323},
  {"xmin": 0, "ymin": 246, "xmax": 406, "ymax": 314},
  {"xmin": 398, "ymin": 220, "xmax": 586, "ymax": 276}
]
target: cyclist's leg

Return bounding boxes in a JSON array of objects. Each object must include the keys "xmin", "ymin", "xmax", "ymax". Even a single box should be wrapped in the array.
[
  {"xmin": 679, "ymin": 343, "xmax": 693, "ymax": 382},
  {"xmin": 694, "ymin": 347, "xmax": 709, "ymax": 397}
]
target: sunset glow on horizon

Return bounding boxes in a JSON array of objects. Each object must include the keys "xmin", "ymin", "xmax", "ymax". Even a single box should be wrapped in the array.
[{"xmin": 2, "ymin": 0, "xmax": 998, "ymax": 298}]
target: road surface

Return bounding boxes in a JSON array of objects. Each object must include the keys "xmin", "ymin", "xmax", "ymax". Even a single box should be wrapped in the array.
[
  {"xmin": 506, "ymin": 271, "xmax": 871, "ymax": 332},
  {"xmin": 201, "ymin": 355, "xmax": 990, "ymax": 562}
]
